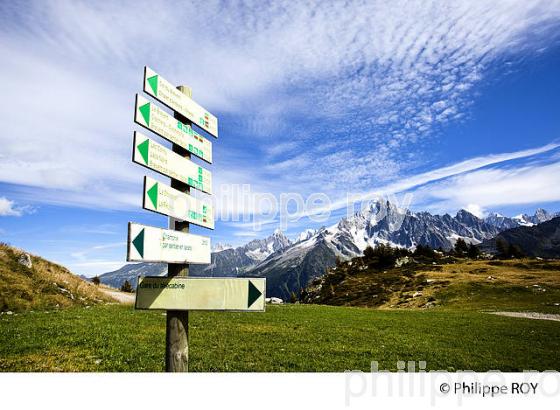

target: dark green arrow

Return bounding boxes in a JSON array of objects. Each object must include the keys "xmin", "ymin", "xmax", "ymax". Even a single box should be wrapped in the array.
[
  {"xmin": 132, "ymin": 228, "xmax": 145, "ymax": 258},
  {"xmin": 139, "ymin": 102, "xmax": 151, "ymax": 126},
  {"xmin": 247, "ymin": 280, "xmax": 262, "ymax": 308},
  {"xmin": 147, "ymin": 182, "xmax": 158, "ymax": 209},
  {"xmin": 147, "ymin": 75, "xmax": 158, "ymax": 96},
  {"xmin": 137, "ymin": 139, "xmax": 149, "ymax": 164}
]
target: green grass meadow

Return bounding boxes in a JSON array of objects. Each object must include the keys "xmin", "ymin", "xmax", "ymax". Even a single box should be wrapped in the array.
[{"xmin": 1, "ymin": 304, "xmax": 559, "ymax": 372}]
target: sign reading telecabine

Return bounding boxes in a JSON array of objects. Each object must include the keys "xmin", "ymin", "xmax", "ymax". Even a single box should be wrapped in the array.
[
  {"xmin": 133, "ymin": 132, "xmax": 212, "ymax": 194},
  {"xmin": 127, "ymin": 222, "xmax": 211, "ymax": 264},
  {"xmin": 143, "ymin": 66, "xmax": 218, "ymax": 138},
  {"xmin": 134, "ymin": 94, "xmax": 212, "ymax": 163},
  {"xmin": 143, "ymin": 176, "xmax": 214, "ymax": 229},
  {"xmin": 135, "ymin": 276, "xmax": 266, "ymax": 311}
]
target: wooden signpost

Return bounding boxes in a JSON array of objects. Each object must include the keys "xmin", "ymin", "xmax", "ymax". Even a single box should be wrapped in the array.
[
  {"xmin": 135, "ymin": 277, "xmax": 266, "ymax": 311},
  {"xmin": 127, "ymin": 68, "xmax": 265, "ymax": 372}
]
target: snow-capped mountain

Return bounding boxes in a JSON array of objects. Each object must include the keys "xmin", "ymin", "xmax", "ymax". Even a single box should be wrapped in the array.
[
  {"xmin": 212, "ymin": 243, "xmax": 233, "ymax": 252},
  {"xmin": 294, "ymin": 228, "xmax": 317, "ymax": 243},
  {"xmin": 511, "ymin": 208, "xmax": 559, "ymax": 227},
  {"xmin": 99, "ymin": 202, "xmax": 557, "ymax": 299},
  {"xmin": 243, "ymin": 228, "xmax": 292, "ymax": 262},
  {"xmin": 484, "ymin": 212, "xmax": 520, "ymax": 231},
  {"xmin": 244, "ymin": 203, "xmax": 559, "ymax": 299}
]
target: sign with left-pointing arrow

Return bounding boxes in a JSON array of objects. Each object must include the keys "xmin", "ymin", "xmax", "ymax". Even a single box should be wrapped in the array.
[
  {"xmin": 144, "ymin": 66, "xmax": 218, "ymax": 138},
  {"xmin": 132, "ymin": 131, "xmax": 212, "ymax": 194},
  {"xmin": 134, "ymin": 94, "xmax": 212, "ymax": 163},
  {"xmin": 143, "ymin": 176, "xmax": 214, "ymax": 229},
  {"xmin": 127, "ymin": 222, "xmax": 211, "ymax": 264},
  {"xmin": 135, "ymin": 276, "xmax": 266, "ymax": 311}
]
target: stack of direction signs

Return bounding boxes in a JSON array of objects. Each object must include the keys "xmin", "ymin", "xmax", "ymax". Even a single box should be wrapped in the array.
[{"xmin": 128, "ymin": 67, "xmax": 265, "ymax": 312}]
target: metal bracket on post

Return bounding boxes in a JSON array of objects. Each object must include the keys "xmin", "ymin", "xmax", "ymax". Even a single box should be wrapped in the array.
[{"xmin": 165, "ymin": 84, "xmax": 193, "ymax": 372}]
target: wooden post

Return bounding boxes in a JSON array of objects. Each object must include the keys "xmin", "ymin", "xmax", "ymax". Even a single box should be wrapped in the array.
[{"xmin": 165, "ymin": 85, "xmax": 193, "ymax": 372}]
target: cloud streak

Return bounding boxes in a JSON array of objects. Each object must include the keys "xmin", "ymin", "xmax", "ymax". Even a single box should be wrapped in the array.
[{"xmin": 0, "ymin": 0, "xmax": 559, "ymax": 219}]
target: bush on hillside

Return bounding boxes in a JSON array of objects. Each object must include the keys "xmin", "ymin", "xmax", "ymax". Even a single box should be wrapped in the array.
[
  {"xmin": 362, "ymin": 244, "xmax": 410, "ymax": 270},
  {"xmin": 120, "ymin": 280, "xmax": 134, "ymax": 293}
]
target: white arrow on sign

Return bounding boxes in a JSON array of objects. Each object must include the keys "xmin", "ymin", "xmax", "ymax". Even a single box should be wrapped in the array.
[
  {"xmin": 143, "ymin": 176, "xmax": 214, "ymax": 230},
  {"xmin": 127, "ymin": 222, "xmax": 211, "ymax": 264},
  {"xmin": 135, "ymin": 276, "xmax": 266, "ymax": 311},
  {"xmin": 144, "ymin": 66, "xmax": 218, "ymax": 138},
  {"xmin": 132, "ymin": 131, "xmax": 212, "ymax": 194},
  {"xmin": 134, "ymin": 94, "xmax": 212, "ymax": 163}
]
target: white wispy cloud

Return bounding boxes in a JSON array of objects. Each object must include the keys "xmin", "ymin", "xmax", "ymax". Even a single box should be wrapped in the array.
[
  {"xmin": 0, "ymin": 196, "xmax": 34, "ymax": 216},
  {"xmin": 0, "ymin": 0, "xmax": 559, "ymax": 216},
  {"xmin": 414, "ymin": 159, "xmax": 560, "ymax": 214}
]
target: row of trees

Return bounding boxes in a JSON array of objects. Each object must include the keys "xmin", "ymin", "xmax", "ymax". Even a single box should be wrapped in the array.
[
  {"xmin": 91, "ymin": 276, "xmax": 134, "ymax": 293},
  {"xmin": 453, "ymin": 238, "xmax": 480, "ymax": 258},
  {"xmin": 361, "ymin": 236, "xmax": 525, "ymax": 269}
]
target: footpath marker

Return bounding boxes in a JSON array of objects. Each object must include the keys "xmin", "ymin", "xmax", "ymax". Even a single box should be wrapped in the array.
[
  {"xmin": 144, "ymin": 66, "xmax": 218, "ymax": 138},
  {"xmin": 134, "ymin": 94, "xmax": 212, "ymax": 163},
  {"xmin": 135, "ymin": 277, "xmax": 266, "ymax": 311},
  {"xmin": 128, "ymin": 68, "xmax": 264, "ymax": 372},
  {"xmin": 143, "ymin": 176, "xmax": 214, "ymax": 229},
  {"xmin": 127, "ymin": 222, "xmax": 211, "ymax": 264},
  {"xmin": 133, "ymin": 131, "xmax": 212, "ymax": 194}
]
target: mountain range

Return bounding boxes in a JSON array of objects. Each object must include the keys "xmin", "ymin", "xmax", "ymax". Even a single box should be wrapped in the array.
[
  {"xmin": 480, "ymin": 216, "xmax": 560, "ymax": 258},
  {"xmin": 99, "ymin": 202, "xmax": 559, "ymax": 299}
]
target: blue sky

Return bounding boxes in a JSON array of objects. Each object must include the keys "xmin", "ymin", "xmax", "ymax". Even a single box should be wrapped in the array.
[{"xmin": 1, "ymin": 1, "xmax": 560, "ymax": 276}]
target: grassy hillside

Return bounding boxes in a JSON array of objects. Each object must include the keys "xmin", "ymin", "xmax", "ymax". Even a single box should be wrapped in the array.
[
  {"xmin": 0, "ymin": 243, "xmax": 113, "ymax": 312},
  {"xmin": 0, "ymin": 304, "xmax": 559, "ymax": 372},
  {"xmin": 304, "ymin": 257, "xmax": 560, "ymax": 313}
]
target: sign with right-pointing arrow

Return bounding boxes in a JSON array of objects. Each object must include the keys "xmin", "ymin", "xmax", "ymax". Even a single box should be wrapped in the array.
[
  {"xmin": 127, "ymin": 222, "xmax": 211, "ymax": 264},
  {"xmin": 143, "ymin": 176, "xmax": 214, "ymax": 229},
  {"xmin": 135, "ymin": 276, "xmax": 266, "ymax": 311}
]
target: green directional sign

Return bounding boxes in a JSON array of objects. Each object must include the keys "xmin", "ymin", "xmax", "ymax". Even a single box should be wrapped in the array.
[
  {"xmin": 143, "ymin": 176, "xmax": 214, "ymax": 229},
  {"xmin": 127, "ymin": 222, "xmax": 211, "ymax": 264},
  {"xmin": 135, "ymin": 276, "xmax": 266, "ymax": 311},
  {"xmin": 132, "ymin": 132, "xmax": 212, "ymax": 194},
  {"xmin": 144, "ymin": 66, "xmax": 218, "ymax": 138},
  {"xmin": 134, "ymin": 94, "xmax": 212, "ymax": 163}
]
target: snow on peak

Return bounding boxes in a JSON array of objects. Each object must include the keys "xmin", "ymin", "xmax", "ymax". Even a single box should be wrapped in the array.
[
  {"xmin": 212, "ymin": 243, "xmax": 233, "ymax": 252},
  {"xmin": 295, "ymin": 228, "xmax": 317, "ymax": 243}
]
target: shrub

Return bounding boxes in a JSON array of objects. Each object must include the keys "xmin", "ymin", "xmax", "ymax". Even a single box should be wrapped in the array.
[
  {"xmin": 454, "ymin": 238, "xmax": 469, "ymax": 256},
  {"xmin": 120, "ymin": 280, "xmax": 133, "ymax": 293}
]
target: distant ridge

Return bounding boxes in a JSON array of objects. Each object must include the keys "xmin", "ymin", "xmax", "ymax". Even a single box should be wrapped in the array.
[
  {"xmin": 100, "ymin": 204, "xmax": 559, "ymax": 299},
  {"xmin": 480, "ymin": 216, "xmax": 560, "ymax": 258}
]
